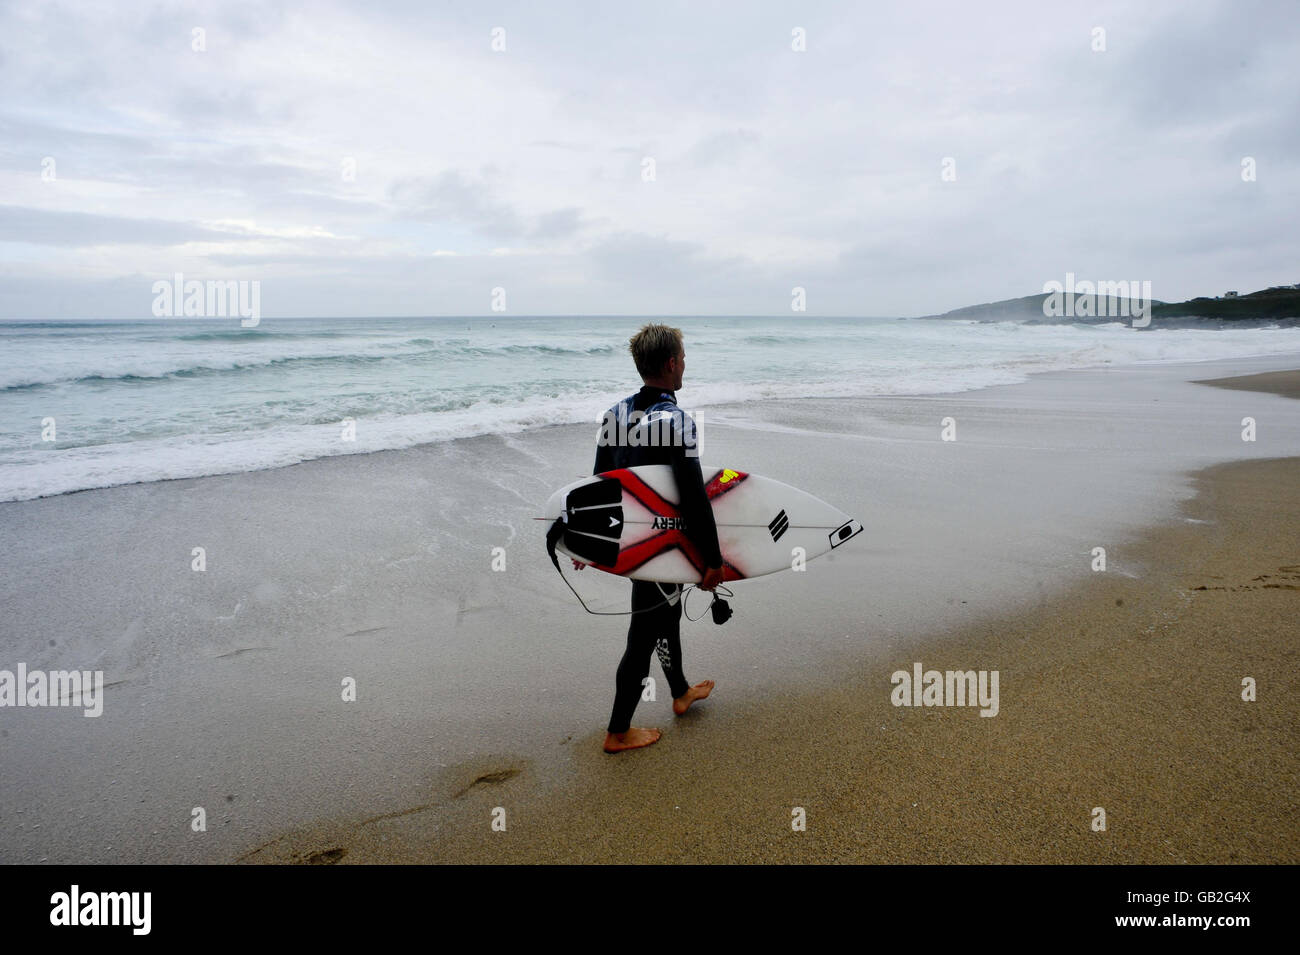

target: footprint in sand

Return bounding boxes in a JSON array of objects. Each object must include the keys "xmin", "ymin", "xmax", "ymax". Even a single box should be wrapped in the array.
[
  {"xmin": 304, "ymin": 847, "xmax": 347, "ymax": 865},
  {"xmin": 453, "ymin": 768, "xmax": 520, "ymax": 799}
]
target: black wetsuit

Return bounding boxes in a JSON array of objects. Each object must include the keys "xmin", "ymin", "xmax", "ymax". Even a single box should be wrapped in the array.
[{"xmin": 594, "ymin": 386, "xmax": 722, "ymax": 734}]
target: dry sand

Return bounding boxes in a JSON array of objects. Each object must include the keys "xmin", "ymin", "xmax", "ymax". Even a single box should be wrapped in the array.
[
  {"xmin": 239, "ymin": 376, "xmax": 1300, "ymax": 864},
  {"xmin": 1194, "ymin": 370, "xmax": 1300, "ymax": 401}
]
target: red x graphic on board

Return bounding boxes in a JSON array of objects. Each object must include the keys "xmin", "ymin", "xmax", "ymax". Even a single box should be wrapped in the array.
[{"xmin": 594, "ymin": 467, "xmax": 748, "ymax": 580}]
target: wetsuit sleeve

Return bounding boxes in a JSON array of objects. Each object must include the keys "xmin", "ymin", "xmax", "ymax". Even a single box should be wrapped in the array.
[{"xmin": 670, "ymin": 412, "xmax": 723, "ymax": 569}]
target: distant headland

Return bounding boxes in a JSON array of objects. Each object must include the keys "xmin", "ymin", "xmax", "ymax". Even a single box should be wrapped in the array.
[{"xmin": 917, "ymin": 284, "xmax": 1300, "ymax": 328}]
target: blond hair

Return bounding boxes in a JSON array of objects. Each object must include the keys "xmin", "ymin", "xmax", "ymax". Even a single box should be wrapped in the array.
[{"xmin": 628, "ymin": 323, "xmax": 684, "ymax": 380}]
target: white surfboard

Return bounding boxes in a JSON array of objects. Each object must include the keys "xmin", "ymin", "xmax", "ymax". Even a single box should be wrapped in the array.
[{"xmin": 543, "ymin": 464, "xmax": 862, "ymax": 583}]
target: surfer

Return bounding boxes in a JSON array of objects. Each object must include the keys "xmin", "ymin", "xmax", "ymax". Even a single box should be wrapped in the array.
[{"xmin": 579, "ymin": 324, "xmax": 723, "ymax": 753}]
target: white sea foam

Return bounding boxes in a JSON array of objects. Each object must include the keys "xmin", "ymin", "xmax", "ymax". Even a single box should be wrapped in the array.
[{"xmin": 2, "ymin": 316, "xmax": 1298, "ymax": 501}]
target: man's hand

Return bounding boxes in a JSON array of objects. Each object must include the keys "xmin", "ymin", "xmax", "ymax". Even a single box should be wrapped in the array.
[
  {"xmin": 571, "ymin": 559, "xmax": 587, "ymax": 570},
  {"xmin": 699, "ymin": 565, "xmax": 724, "ymax": 592}
]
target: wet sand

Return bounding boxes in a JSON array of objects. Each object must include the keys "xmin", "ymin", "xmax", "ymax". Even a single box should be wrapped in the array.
[
  {"xmin": 2, "ymin": 358, "xmax": 1297, "ymax": 864},
  {"xmin": 239, "ymin": 454, "xmax": 1300, "ymax": 864},
  {"xmin": 238, "ymin": 368, "xmax": 1300, "ymax": 864}
]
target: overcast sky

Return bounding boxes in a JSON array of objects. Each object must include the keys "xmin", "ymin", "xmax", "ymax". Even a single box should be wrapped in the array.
[{"xmin": 1, "ymin": 0, "xmax": 1297, "ymax": 319}]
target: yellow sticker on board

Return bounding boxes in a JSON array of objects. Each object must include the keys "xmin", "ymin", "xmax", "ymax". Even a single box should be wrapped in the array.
[{"xmin": 720, "ymin": 468, "xmax": 738, "ymax": 483}]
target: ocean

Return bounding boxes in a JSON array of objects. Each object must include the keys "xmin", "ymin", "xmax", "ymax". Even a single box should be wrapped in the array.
[{"xmin": 2, "ymin": 315, "xmax": 1299, "ymax": 502}]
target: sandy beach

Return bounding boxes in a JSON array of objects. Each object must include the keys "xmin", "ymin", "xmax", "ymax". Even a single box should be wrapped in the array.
[
  {"xmin": 276, "ymin": 453, "xmax": 1294, "ymax": 865},
  {"xmin": 1193, "ymin": 369, "xmax": 1300, "ymax": 401},
  {"xmin": 2, "ymin": 356, "xmax": 1297, "ymax": 864}
]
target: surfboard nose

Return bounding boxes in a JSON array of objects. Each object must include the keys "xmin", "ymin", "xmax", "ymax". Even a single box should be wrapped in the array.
[{"xmin": 830, "ymin": 519, "xmax": 863, "ymax": 548}]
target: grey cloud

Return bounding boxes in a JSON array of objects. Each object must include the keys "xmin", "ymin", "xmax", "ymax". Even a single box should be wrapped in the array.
[
  {"xmin": 390, "ymin": 170, "xmax": 526, "ymax": 237},
  {"xmin": 587, "ymin": 232, "xmax": 754, "ymax": 291},
  {"xmin": 390, "ymin": 171, "xmax": 590, "ymax": 240},
  {"xmin": 204, "ymin": 247, "xmax": 378, "ymax": 267},
  {"xmin": 683, "ymin": 129, "xmax": 762, "ymax": 168},
  {"xmin": 2, "ymin": 0, "xmax": 1298, "ymax": 318},
  {"xmin": 0, "ymin": 114, "xmax": 366, "ymax": 221},
  {"xmin": 0, "ymin": 205, "xmax": 260, "ymax": 247},
  {"xmin": 0, "ymin": 115, "xmax": 154, "ymax": 166},
  {"xmin": 1088, "ymin": 1, "xmax": 1300, "ymax": 131},
  {"xmin": 527, "ymin": 140, "xmax": 591, "ymax": 152},
  {"xmin": 532, "ymin": 207, "xmax": 584, "ymax": 238}
]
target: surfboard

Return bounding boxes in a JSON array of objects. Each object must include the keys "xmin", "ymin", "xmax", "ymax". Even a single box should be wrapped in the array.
[{"xmin": 544, "ymin": 465, "xmax": 862, "ymax": 583}]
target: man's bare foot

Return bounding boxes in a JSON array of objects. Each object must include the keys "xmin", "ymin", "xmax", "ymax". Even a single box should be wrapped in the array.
[
  {"xmin": 603, "ymin": 727, "xmax": 662, "ymax": 753},
  {"xmin": 673, "ymin": 679, "xmax": 715, "ymax": 715}
]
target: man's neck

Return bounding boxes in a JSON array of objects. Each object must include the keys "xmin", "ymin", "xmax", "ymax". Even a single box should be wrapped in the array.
[{"xmin": 640, "ymin": 382, "xmax": 676, "ymax": 401}]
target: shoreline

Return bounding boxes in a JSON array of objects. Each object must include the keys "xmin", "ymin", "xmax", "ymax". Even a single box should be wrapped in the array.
[
  {"xmin": 1194, "ymin": 369, "xmax": 1300, "ymax": 401},
  {"xmin": 242, "ymin": 453, "xmax": 1300, "ymax": 864},
  {"xmin": 1, "ymin": 358, "xmax": 1297, "ymax": 864},
  {"xmin": 6, "ymin": 351, "xmax": 1300, "ymax": 506},
  {"xmin": 239, "ymin": 367, "xmax": 1300, "ymax": 863}
]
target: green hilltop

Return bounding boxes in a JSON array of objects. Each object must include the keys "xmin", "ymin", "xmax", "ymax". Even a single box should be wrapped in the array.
[{"xmin": 919, "ymin": 284, "xmax": 1300, "ymax": 326}]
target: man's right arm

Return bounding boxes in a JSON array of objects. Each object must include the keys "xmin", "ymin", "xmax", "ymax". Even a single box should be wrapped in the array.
[
  {"xmin": 672, "ymin": 453, "xmax": 723, "ymax": 568},
  {"xmin": 668, "ymin": 410, "xmax": 723, "ymax": 579}
]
